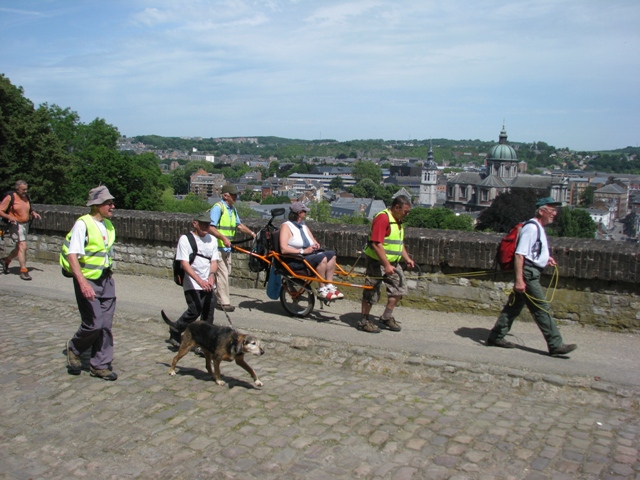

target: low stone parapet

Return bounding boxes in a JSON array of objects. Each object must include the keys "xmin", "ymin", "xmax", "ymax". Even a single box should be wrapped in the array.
[{"xmin": 19, "ymin": 204, "xmax": 640, "ymax": 330}]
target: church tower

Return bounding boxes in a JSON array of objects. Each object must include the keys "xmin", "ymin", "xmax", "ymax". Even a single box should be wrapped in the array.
[
  {"xmin": 419, "ymin": 141, "xmax": 438, "ymax": 206},
  {"xmin": 486, "ymin": 125, "xmax": 518, "ymax": 179}
]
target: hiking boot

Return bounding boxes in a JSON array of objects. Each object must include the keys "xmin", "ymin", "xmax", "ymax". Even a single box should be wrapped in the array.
[
  {"xmin": 90, "ymin": 367, "xmax": 118, "ymax": 381},
  {"xmin": 550, "ymin": 344, "xmax": 577, "ymax": 356},
  {"xmin": 357, "ymin": 318, "xmax": 380, "ymax": 333},
  {"xmin": 0, "ymin": 257, "xmax": 9, "ymax": 274},
  {"xmin": 20, "ymin": 270, "xmax": 32, "ymax": 281},
  {"xmin": 380, "ymin": 316, "xmax": 401, "ymax": 332},
  {"xmin": 66, "ymin": 341, "xmax": 82, "ymax": 374},
  {"xmin": 486, "ymin": 338, "xmax": 516, "ymax": 348}
]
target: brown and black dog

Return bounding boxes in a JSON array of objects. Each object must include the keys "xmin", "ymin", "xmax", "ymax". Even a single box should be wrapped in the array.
[{"xmin": 162, "ymin": 315, "xmax": 264, "ymax": 386}]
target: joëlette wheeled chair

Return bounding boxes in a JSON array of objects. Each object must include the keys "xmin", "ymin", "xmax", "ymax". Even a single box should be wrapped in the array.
[{"xmin": 233, "ymin": 208, "xmax": 373, "ymax": 318}]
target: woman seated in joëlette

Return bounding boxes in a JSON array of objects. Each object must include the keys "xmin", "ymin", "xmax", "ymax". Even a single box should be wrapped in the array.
[{"xmin": 278, "ymin": 202, "xmax": 343, "ymax": 301}]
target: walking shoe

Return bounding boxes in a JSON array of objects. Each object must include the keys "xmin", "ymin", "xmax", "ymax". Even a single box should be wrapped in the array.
[
  {"xmin": 486, "ymin": 338, "xmax": 516, "ymax": 349},
  {"xmin": 90, "ymin": 367, "xmax": 118, "ymax": 381},
  {"xmin": 66, "ymin": 341, "xmax": 82, "ymax": 374},
  {"xmin": 317, "ymin": 287, "xmax": 329, "ymax": 300},
  {"xmin": 0, "ymin": 257, "xmax": 9, "ymax": 274},
  {"xmin": 326, "ymin": 284, "xmax": 344, "ymax": 299},
  {"xmin": 357, "ymin": 318, "xmax": 381, "ymax": 333},
  {"xmin": 380, "ymin": 316, "xmax": 401, "ymax": 332},
  {"xmin": 550, "ymin": 344, "xmax": 577, "ymax": 356},
  {"xmin": 215, "ymin": 304, "xmax": 235, "ymax": 312},
  {"xmin": 20, "ymin": 270, "xmax": 32, "ymax": 281}
]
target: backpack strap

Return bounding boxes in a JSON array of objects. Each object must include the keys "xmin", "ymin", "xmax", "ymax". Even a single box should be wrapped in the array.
[
  {"xmin": 519, "ymin": 220, "xmax": 542, "ymax": 260},
  {"xmin": 2, "ymin": 191, "xmax": 14, "ymax": 213},
  {"xmin": 186, "ymin": 231, "xmax": 212, "ymax": 263}
]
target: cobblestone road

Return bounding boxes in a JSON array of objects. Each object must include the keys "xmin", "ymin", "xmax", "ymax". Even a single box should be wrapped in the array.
[{"xmin": 1, "ymin": 291, "xmax": 639, "ymax": 479}]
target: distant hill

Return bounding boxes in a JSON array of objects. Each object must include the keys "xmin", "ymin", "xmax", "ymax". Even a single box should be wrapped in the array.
[{"xmin": 132, "ymin": 135, "xmax": 640, "ymax": 174}]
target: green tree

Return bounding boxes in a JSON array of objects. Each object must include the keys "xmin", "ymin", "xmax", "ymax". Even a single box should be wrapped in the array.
[
  {"xmin": 268, "ymin": 160, "xmax": 280, "ymax": 177},
  {"xmin": 622, "ymin": 211, "xmax": 637, "ymax": 237},
  {"xmin": 352, "ymin": 160, "xmax": 382, "ymax": 184},
  {"xmin": 405, "ymin": 207, "xmax": 473, "ymax": 231},
  {"xmin": 579, "ymin": 186, "xmax": 595, "ymax": 206},
  {"xmin": 476, "ymin": 188, "xmax": 546, "ymax": 233},
  {"xmin": 349, "ymin": 178, "xmax": 391, "ymax": 203},
  {"xmin": 308, "ymin": 201, "xmax": 331, "ymax": 222},
  {"xmin": 160, "ymin": 191, "xmax": 211, "ymax": 213},
  {"xmin": 329, "ymin": 176, "xmax": 344, "ymax": 191},
  {"xmin": 0, "ymin": 75, "xmax": 72, "ymax": 203},
  {"xmin": 261, "ymin": 195, "xmax": 291, "ymax": 205},
  {"xmin": 550, "ymin": 208, "xmax": 597, "ymax": 238}
]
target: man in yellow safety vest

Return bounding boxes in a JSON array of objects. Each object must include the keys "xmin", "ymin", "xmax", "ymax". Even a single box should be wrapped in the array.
[{"xmin": 360, "ymin": 195, "xmax": 415, "ymax": 333}]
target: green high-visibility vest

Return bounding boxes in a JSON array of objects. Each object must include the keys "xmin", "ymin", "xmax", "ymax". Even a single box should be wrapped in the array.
[
  {"xmin": 364, "ymin": 209, "xmax": 404, "ymax": 263},
  {"xmin": 214, "ymin": 201, "xmax": 238, "ymax": 248},
  {"xmin": 60, "ymin": 214, "xmax": 115, "ymax": 280}
]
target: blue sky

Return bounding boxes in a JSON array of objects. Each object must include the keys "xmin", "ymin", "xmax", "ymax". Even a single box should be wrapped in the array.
[{"xmin": 1, "ymin": 0, "xmax": 638, "ymax": 151}]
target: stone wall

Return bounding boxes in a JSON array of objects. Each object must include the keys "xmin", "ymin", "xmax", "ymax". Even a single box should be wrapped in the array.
[{"xmin": 15, "ymin": 204, "xmax": 640, "ymax": 331}]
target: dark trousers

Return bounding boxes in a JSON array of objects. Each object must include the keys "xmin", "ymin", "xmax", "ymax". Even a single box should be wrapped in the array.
[
  {"xmin": 69, "ymin": 275, "xmax": 116, "ymax": 370},
  {"xmin": 175, "ymin": 289, "xmax": 216, "ymax": 333},
  {"xmin": 488, "ymin": 265, "xmax": 563, "ymax": 351}
]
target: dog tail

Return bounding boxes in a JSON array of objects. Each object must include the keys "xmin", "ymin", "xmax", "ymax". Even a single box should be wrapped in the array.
[{"xmin": 161, "ymin": 310, "xmax": 179, "ymax": 331}]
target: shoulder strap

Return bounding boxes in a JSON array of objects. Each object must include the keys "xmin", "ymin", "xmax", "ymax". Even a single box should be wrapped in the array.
[
  {"xmin": 2, "ymin": 191, "xmax": 14, "ymax": 213},
  {"xmin": 186, "ymin": 232, "xmax": 212, "ymax": 262},
  {"xmin": 186, "ymin": 232, "xmax": 198, "ymax": 264},
  {"xmin": 520, "ymin": 220, "xmax": 542, "ymax": 259}
]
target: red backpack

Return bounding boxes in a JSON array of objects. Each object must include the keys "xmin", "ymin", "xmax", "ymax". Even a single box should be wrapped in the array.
[{"xmin": 496, "ymin": 220, "xmax": 540, "ymax": 271}]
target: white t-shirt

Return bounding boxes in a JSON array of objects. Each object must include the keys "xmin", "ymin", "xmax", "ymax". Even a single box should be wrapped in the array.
[
  {"xmin": 515, "ymin": 219, "xmax": 549, "ymax": 268},
  {"xmin": 176, "ymin": 232, "xmax": 220, "ymax": 291}
]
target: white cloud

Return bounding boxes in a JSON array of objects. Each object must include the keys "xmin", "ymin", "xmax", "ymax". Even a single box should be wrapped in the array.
[{"xmin": 0, "ymin": 0, "xmax": 638, "ymax": 149}]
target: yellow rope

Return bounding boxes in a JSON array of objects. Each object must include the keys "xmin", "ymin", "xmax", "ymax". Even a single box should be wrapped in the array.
[{"xmin": 506, "ymin": 265, "xmax": 559, "ymax": 313}]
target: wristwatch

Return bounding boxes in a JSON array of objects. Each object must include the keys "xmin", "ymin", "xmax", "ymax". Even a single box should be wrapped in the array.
[{"xmin": 299, "ymin": 248, "xmax": 304, "ymax": 255}]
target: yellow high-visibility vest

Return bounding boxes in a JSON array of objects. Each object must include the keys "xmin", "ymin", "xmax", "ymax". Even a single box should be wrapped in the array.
[
  {"xmin": 213, "ymin": 201, "xmax": 238, "ymax": 248},
  {"xmin": 364, "ymin": 209, "xmax": 404, "ymax": 263},
  {"xmin": 60, "ymin": 214, "xmax": 115, "ymax": 280}
]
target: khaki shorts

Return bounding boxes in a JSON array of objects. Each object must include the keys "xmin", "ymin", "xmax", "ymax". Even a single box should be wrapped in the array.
[
  {"xmin": 362, "ymin": 256, "xmax": 407, "ymax": 304},
  {"xmin": 6, "ymin": 222, "xmax": 28, "ymax": 243}
]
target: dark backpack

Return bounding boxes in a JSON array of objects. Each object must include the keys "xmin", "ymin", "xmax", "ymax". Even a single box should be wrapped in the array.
[
  {"xmin": 173, "ymin": 232, "xmax": 199, "ymax": 286},
  {"xmin": 496, "ymin": 220, "xmax": 541, "ymax": 271},
  {"xmin": 248, "ymin": 227, "xmax": 273, "ymax": 273}
]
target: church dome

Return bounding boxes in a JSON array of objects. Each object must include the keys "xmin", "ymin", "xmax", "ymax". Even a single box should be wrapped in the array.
[{"xmin": 488, "ymin": 126, "xmax": 517, "ymax": 162}]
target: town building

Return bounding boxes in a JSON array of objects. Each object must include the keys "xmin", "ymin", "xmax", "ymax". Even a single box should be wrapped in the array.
[{"xmin": 444, "ymin": 126, "xmax": 569, "ymax": 212}]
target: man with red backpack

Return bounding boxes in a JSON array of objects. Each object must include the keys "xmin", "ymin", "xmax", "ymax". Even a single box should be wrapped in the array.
[
  {"xmin": 487, "ymin": 197, "xmax": 578, "ymax": 357},
  {"xmin": 0, "ymin": 180, "xmax": 41, "ymax": 280}
]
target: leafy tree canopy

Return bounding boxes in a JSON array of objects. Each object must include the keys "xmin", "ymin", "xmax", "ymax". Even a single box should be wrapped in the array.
[
  {"xmin": 352, "ymin": 160, "xmax": 382, "ymax": 184},
  {"xmin": 262, "ymin": 195, "xmax": 291, "ymax": 205},
  {"xmin": 329, "ymin": 176, "xmax": 344, "ymax": 191},
  {"xmin": 548, "ymin": 208, "xmax": 597, "ymax": 238},
  {"xmin": 405, "ymin": 207, "xmax": 473, "ymax": 231},
  {"xmin": 1, "ymin": 75, "xmax": 165, "ymax": 210},
  {"xmin": 349, "ymin": 178, "xmax": 391, "ymax": 203},
  {"xmin": 475, "ymin": 188, "xmax": 546, "ymax": 233},
  {"xmin": 0, "ymin": 76, "xmax": 72, "ymax": 203}
]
